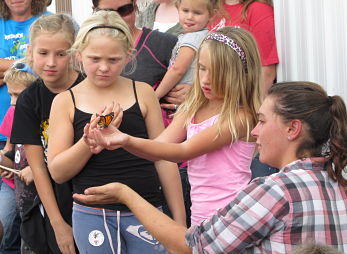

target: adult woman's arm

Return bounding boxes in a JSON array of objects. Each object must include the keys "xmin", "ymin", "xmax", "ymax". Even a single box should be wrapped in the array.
[
  {"xmin": 74, "ymin": 182, "xmax": 192, "ymax": 254},
  {"xmin": 0, "ymin": 59, "xmax": 14, "ymax": 85},
  {"xmin": 261, "ymin": 65, "xmax": 276, "ymax": 97},
  {"xmin": 161, "ymin": 83, "xmax": 192, "ymax": 111}
]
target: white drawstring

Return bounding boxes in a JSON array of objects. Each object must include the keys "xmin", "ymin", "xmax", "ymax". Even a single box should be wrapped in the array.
[
  {"xmin": 117, "ymin": 211, "xmax": 121, "ymax": 254},
  {"xmin": 103, "ymin": 209, "xmax": 115, "ymax": 254}
]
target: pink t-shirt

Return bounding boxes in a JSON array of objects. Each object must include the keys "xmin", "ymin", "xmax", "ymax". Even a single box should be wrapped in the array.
[
  {"xmin": 0, "ymin": 106, "xmax": 15, "ymax": 189},
  {"xmin": 187, "ymin": 115, "xmax": 255, "ymax": 225}
]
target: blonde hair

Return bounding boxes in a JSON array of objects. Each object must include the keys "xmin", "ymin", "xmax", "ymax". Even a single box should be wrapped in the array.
[
  {"xmin": 29, "ymin": 14, "xmax": 78, "ymax": 47},
  {"xmin": 175, "ymin": 0, "xmax": 222, "ymax": 16},
  {"xmin": 27, "ymin": 14, "xmax": 78, "ymax": 68},
  {"xmin": 4, "ymin": 60, "xmax": 37, "ymax": 87},
  {"xmin": 180, "ymin": 27, "xmax": 262, "ymax": 141},
  {"xmin": 71, "ymin": 10, "xmax": 134, "ymax": 58}
]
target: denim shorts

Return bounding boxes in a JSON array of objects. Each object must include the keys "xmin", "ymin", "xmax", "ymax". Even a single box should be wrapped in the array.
[{"xmin": 72, "ymin": 203, "xmax": 166, "ymax": 254}]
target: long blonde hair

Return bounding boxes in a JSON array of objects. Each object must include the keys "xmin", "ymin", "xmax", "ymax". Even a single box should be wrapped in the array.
[{"xmin": 180, "ymin": 27, "xmax": 262, "ymax": 141}]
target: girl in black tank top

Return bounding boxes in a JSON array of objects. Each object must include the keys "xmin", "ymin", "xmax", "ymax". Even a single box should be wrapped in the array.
[{"xmin": 47, "ymin": 10, "xmax": 185, "ymax": 254}]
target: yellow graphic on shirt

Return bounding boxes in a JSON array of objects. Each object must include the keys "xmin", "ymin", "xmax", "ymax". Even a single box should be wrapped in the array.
[{"xmin": 40, "ymin": 119, "xmax": 49, "ymax": 162}]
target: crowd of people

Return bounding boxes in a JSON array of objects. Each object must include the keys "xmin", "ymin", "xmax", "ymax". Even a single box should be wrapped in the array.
[{"xmin": 0, "ymin": 0, "xmax": 346, "ymax": 254}]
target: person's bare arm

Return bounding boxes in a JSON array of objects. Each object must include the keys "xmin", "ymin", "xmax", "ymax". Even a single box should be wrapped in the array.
[
  {"xmin": 25, "ymin": 144, "xmax": 76, "ymax": 254},
  {"xmin": 155, "ymin": 47, "xmax": 196, "ymax": 99},
  {"xmin": 0, "ymin": 59, "xmax": 14, "ymax": 85},
  {"xmin": 261, "ymin": 64, "xmax": 276, "ymax": 97},
  {"xmin": 74, "ymin": 183, "xmax": 192, "ymax": 254},
  {"xmin": 47, "ymin": 92, "xmax": 93, "ymax": 183}
]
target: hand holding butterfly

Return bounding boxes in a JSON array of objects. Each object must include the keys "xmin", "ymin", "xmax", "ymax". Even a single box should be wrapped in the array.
[
  {"xmin": 83, "ymin": 102, "xmax": 127, "ymax": 153},
  {"xmin": 84, "ymin": 118, "xmax": 129, "ymax": 153}
]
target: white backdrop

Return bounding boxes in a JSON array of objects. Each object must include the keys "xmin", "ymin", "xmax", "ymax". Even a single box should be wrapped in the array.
[
  {"xmin": 274, "ymin": 0, "xmax": 347, "ymax": 102},
  {"xmin": 49, "ymin": 0, "xmax": 347, "ymax": 103}
]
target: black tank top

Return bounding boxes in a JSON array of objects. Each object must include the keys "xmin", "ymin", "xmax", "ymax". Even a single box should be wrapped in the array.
[{"xmin": 70, "ymin": 81, "xmax": 162, "ymax": 210}]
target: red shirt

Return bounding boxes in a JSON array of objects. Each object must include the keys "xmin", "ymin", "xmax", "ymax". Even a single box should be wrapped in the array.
[{"xmin": 209, "ymin": 2, "xmax": 279, "ymax": 66}]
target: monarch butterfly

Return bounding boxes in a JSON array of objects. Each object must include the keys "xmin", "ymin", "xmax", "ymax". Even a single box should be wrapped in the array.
[{"xmin": 96, "ymin": 112, "xmax": 114, "ymax": 129}]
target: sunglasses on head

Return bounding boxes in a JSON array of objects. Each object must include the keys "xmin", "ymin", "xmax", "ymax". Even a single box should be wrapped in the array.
[
  {"xmin": 94, "ymin": 3, "xmax": 135, "ymax": 17},
  {"xmin": 13, "ymin": 62, "xmax": 36, "ymax": 76}
]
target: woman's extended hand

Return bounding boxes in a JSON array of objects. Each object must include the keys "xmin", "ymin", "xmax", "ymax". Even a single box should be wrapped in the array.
[{"xmin": 73, "ymin": 182, "xmax": 127, "ymax": 205}]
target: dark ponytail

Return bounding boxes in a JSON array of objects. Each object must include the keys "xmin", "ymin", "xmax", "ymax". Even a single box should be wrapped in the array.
[
  {"xmin": 268, "ymin": 82, "xmax": 347, "ymax": 186},
  {"xmin": 326, "ymin": 96, "xmax": 347, "ymax": 186}
]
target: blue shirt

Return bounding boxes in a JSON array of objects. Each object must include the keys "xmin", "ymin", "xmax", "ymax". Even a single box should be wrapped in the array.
[{"xmin": 0, "ymin": 11, "xmax": 50, "ymax": 141}]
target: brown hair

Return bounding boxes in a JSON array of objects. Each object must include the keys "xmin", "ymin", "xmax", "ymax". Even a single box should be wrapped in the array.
[
  {"xmin": 217, "ymin": 0, "xmax": 273, "ymax": 23},
  {"xmin": 239, "ymin": 0, "xmax": 273, "ymax": 19},
  {"xmin": 268, "ymin": 82, "xmax": 347, "ymax": 187},
  {"xmin": 0, "ymin": 0, "xmax": 47, "ymax": 20},
  {"xmin": 290, "ymin": 243, "xmax": 344, "ymax": 254}
]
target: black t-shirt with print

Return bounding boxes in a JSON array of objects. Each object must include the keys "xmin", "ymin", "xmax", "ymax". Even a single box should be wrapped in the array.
[{"xmin": 10, "ymin": 73, "xmax": 84, "ymax": 225}]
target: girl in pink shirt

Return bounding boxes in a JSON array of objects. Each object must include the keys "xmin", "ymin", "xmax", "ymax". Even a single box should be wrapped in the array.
[{"xmin": 84, "ymin": 26, "xmax": 262, "ymax": 225}]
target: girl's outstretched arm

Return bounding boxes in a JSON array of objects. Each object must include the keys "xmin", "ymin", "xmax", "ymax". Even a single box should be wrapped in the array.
[
  {"xmin": 25, "ymin": 145, "xmax": 76, "ymax": 254},
  {"xmin": 90, "ymin": 114, "xmax": 233, "ymax": 163},
  {"xmin": 155, "ymin": 46, "xmax": 196, "ymax": 99},
  {"xmin": 73, "ymin": 183, "xmax": 192, "ymax": 254}
]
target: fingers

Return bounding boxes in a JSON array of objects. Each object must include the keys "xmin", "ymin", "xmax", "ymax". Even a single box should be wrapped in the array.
[
  {"xmin": 102, "ymin": 101, "xmax": 114, "ymax": 115},
  {"xmin": 163, "ymin": 96, "xmax": 180, "ymax": 105},
  {"xmin": 67, "ymin": 242, "xmax": 76, "ymax": 254},
  {"xmin": 4, "ymin": 172, "xmax": 14, "ymax": 179},
  {"xmin": 111, "ymin": 103, "xmax": 123, "ymax": 128},
  {"xmin": 72, "ymin": 193, "xmax": 104, "ymax": 205}
]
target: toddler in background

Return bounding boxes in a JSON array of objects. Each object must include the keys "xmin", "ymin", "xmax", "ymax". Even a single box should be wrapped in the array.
[{"xmin": 154, "ymin": 0, "xmax": 221, "ymax": 100}]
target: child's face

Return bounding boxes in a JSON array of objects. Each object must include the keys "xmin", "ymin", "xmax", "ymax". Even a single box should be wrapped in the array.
[
  {"xmin": 28, "ymin": 32, "xmax": 71, "ymax": 88},
  {"xmin": 7, "ymin": 81, "xmax": 27, "ymax": 106},
  {"xmin": 198, "ymin": 44, "xmax": 222, "ymax": 101},
  {"xmin": 178, "ymin": 0, "xmax": 211, "ymax": 33},
  {"xmin": 78, "ymin": 35, "xmax": 129, "ymax": 88}
]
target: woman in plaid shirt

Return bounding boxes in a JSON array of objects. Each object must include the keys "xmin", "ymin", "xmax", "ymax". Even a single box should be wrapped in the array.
[{"xmin": 74, "ymin": 81, "xmax": 347, "ymax": 252}]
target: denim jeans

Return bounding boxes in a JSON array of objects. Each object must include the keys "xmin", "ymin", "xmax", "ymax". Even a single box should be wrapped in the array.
[
  {"xmin": 0, "ymin": 141, "xmax": 6, "ymax": 191},
  {"xmin": 0, "ymin": 183, "xmax": 20, "ymax": 254},
  {"xmin": 250, "ymin": 153, "xmax": 279, "ymax": 180}
]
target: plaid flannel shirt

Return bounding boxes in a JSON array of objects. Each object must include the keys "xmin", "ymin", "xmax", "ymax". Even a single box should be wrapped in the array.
[{"xmin": 186, "ymin": 158, "xmax": 347, "ymax": 253}]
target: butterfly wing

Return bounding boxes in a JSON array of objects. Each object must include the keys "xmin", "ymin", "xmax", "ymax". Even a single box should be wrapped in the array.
[{"xmin": 97, "ymin": 112, "xmax": 114, "ymax": 128}]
